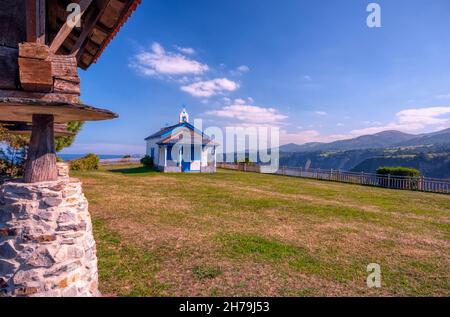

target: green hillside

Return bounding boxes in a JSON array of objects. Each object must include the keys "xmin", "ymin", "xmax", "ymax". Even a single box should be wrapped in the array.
[
  {"xmin": 280, "ymin": 145, "xmax": 450, "ymax": 178},
  {"xmin": 72, "ymin": 165, "xmax": 450, "ymax": 297}
]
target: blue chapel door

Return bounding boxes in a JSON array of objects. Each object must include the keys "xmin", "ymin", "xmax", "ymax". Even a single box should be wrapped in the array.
[{"xmin": 181, "ymin": 146, "xmax": 190, "ymax": 172}]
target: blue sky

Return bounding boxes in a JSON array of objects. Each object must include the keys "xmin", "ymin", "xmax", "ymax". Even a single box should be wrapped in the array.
[{"xmin": 62, "ymin": 0, "xmax": 450, "ymax": 155}]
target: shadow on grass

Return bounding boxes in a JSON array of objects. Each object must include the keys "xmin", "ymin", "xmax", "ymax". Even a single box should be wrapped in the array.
[{"xmin": 109, "ymin": 166, "xmax": 159, "ymax": 175}]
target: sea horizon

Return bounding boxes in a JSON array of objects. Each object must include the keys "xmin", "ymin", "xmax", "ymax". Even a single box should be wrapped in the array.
[{"xmin": 58, "ymin": 154, "xmax": 144, "ymax": 161}]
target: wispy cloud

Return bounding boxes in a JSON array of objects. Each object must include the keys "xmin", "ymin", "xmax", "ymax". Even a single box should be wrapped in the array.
[
  {"xmin": 280, "ymin": 130, "xmax": 349, "ymax": 145},
  {"xmin": 435, "ymin": 93, "xmax": 450, "ymax": 100},
  {"xmin": 206, "ymin": 103, "xmax": 287, "ymax": 125},
  {"xmin": 174, "ymin": 45, "xmax": 196, "ymax": 55},
  {"xmin": 131, "ymin": 42, "xmax": 208, "ymax": 77},
  {"xmin": 314, "ymin": 111, "xmax": 327, "ymax": 116},
  {"xmin": 230, "ymin": 65, "xmax": 250, "ymax": 76},
  {"xmin": 181, "ymin": 78, "xmax": 239, "ymax": 98},
  {"xmin": 350, "ymin": 106, "xmax": 450, "ymax": 135},
  {"xmin": 237, "ymin": 65, "xmax": 250, "ymax": 73}
]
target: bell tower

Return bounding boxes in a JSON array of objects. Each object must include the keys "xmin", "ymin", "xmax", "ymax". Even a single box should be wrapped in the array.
[{"xmin": 179, "ymin": 107, "xmax": 189, "ymax": 123}]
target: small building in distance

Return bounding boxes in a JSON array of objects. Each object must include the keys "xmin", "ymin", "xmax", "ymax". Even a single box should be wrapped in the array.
[{"xmin": 145, "ymin": 109, "xmax": 217, "ymax": 173}]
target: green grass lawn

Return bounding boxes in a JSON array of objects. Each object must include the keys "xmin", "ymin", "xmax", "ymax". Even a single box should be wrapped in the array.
[{"xmin": 72, "ymin": 164, "xmax": 450, "ymax": 297}]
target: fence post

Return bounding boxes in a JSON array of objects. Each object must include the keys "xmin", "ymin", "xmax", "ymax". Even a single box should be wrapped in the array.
[
  {"xmin": 317, "ymin": 168, "xmax": 320, "ymax": 179},
  {"xmin": 387, "ymin": 174, "xmax": 391, "ymax": 188},
  {"xmin": 361, "ymin": 171, "xmax": 364, "ymax": 185},
  {"xmin": 420, "ymin": 176, "xmax": 424, "ymax": 191},
  {"xmin": 330, "ymin": 169, "xmax": 333, "ymax": 181}
]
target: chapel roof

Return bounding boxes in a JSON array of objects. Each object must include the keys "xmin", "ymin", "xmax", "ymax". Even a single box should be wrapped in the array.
[{"xmin": 145, "ymin": 121, "xmax": 213, "ymax": 143}]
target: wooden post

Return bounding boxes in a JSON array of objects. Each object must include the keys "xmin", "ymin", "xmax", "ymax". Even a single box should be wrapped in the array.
[
  {"xmin": 24, "ymin": 114, "xmax": 57, "ymax": 183},
  {"xmin": 26, "ymin": 0, "xmax": 46, "ymax": 43}
]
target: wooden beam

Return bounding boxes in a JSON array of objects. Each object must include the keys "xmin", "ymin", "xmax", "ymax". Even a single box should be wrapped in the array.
[
  {"xmin": 24, "ymin": 114, "xmax": 58, "ymax": 183},
  {"xmin": 25, "ymin": 0, "xmax": 38, "ymax": 42},
  {"xmin": 0, "ymin": 121, "xmax": 74, "ymax": 137},
  {"xmin": 49, "ymin": 0, "xmax": 93, "ymax": 53},
  {"xmin": 37, "ymin": 0, "xmax": 46, "ymax": 44},
  {"xmin": 71, "ymin": 0, "xmax": 111, "ymax": 56},
  {"xmin": 26, "ymin": 0, "xmax": 46, "ymax": 43},
  {"xmin": 18, "ymin": 57, "xmax": 53, "ymax": 92}
]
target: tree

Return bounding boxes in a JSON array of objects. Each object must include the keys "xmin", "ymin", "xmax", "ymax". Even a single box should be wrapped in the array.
[
  {"xmin": 55, "ymin": 121, "xmax": 85, "ymax": 152},
  {"xmin": 0, "ymin": 124, "xmax": 29, "ymax": 177}
]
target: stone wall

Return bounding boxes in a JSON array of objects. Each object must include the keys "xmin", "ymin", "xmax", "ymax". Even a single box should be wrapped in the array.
[{"xmin": 0, "ymin": 175, "xmax": 99, "ymax": 297}]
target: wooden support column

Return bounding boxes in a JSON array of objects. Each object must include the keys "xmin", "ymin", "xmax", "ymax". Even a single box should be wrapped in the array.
[
  {"xmin": 24, "ymin": 114, "xmax": 58, "ymax": 183},
  {"xmin": 26, "ymin": 0, "xmax": 46, "ymax": 43}
]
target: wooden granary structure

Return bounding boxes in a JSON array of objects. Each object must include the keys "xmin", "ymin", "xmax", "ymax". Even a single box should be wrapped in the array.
[{"xmin": 0, "ymin": 0, "xmax": 141, "ymax": 182}]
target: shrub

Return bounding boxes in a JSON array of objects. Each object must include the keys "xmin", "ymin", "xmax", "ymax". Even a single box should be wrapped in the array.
[
  {"xmin": 70, "ymin": 154, "xmax": 99, "ymax": 171},
  {"xmin": 238, "ymin": 157, "xmax": 255, "ymax": 165},
  {"xmin": 123, "ymin": 154, "xmax": 131, "ymax": 159},
  {"xmin": 376, "ymin": 166, "xmax": 421, "ymax": 190},
  {"xmin": 140, "ymin": 155, "xmax": 154, "ymax": 167},
  {"xmin": 376, "ymin": 166, "xmax": 421, "ymax": 177}
]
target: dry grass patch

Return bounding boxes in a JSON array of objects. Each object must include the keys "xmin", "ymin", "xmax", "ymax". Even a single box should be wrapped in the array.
[{"xmin": 73, "ymin": 165, "xmax": 450, "ymax": 297}]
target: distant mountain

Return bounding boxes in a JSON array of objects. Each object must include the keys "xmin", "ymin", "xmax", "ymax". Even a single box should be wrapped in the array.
[
  {"xmin": 397, "ymin": 128, "xmax": 450, "ymax": 147},
  {"xmin": 279, "ymin": 144, "xmax": 450, "ymax": 178},
  {"xmin": 279, "ymin": 130, "xmax": 417, "ymax": 153},
  {"xmin": 279, "ymin": 142, "xmax": 324, "ymax": 152},
  {"xmin": 277, "ymin": 128, "xmax": 450, "ymax": 177}
]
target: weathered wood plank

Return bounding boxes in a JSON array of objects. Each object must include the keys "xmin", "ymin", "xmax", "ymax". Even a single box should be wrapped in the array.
[
  {"xmin": 0, "ymin": 89, "xmax": 79, "ymax": 103},
  {"xmin": 53, "ymin": 77, "xmax": 81, "ymax": 95},
  {"xmin": 24, "ymin": 114, "xmax": 58, "ymax": 183},
  {"xmin": 18, "ymin": 57, "xmax": 53, "ymax": 92},
  {"xmin": 0, "ymin": 97, "xmax": 118, "ymax": 123},
  {"xmin": 46, "ymin": 54, "xmax": 78, "ymax": 77},
  {"xmin": 0, "ymin": 46, "xmax": 19, "ymax": 89},
  {"xmin": 18, "ymin": 42, "xmax": 49, "ymax": 59}
]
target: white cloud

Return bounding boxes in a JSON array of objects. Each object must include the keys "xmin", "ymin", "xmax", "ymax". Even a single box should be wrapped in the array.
[
  {"xmin": 435, "ymin": 93, "xmax": 450, "ymax": 99},
  {"xmin": 303, "ymin": 75, "xmax": 312, "ymax": 81},
  {"xmin": 397, "ymin": 107, "xmax": 450, "ymax": 126},
  {"xmin": 131, "ymin": 42, "xmax": 208, "ymax": 76},
  {"xmin": 181, "ymin": 78, "xmax": 239, "ymax": 97},
  {"xmin": 314, "ymin": 111, "xmax": 327, "ymax": 116},
  {"xmin": 230, "ymin": 65, "xmax": 250, "ymax": 75},
  {"xmin": 237, "ymin": 65, "xmax": 250, "ymax": 73},
  {"xmin": 350, "ymin": 106, "xmax": 450, "ymax": 136},
  {"xmin": 206, "ymin": 104, "xmax": 287, "ymax": 125},
  {"xmin": 337, "ymin": 123, "xmax": 344, "ymax": 127},
  {"xmin": 175, "ymin": 46, "xmax": 196, "ymax": 55},
  {"xmin": 234, "ymin": 98, "xmax": 246, "ymax": 105}
]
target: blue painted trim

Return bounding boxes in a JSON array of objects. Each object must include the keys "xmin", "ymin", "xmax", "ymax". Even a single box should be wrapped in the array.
[{"xmin": 160, "ymin": 122, "xmax": 211, "ymax": 140}]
